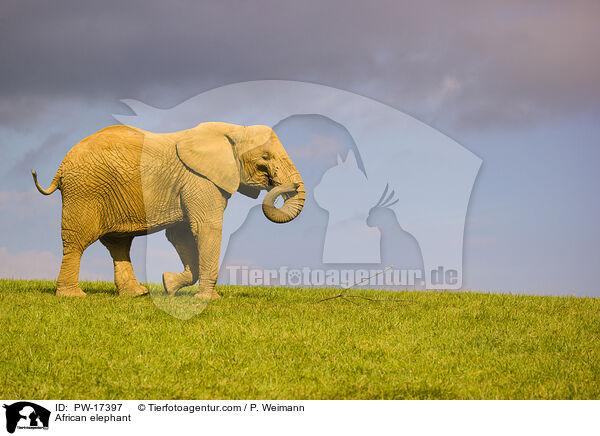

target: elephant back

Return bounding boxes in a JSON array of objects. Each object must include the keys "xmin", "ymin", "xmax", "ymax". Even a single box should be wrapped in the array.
[{"xmin": 58, "ymin": 125, "xmax": 154, "ymax": 217}]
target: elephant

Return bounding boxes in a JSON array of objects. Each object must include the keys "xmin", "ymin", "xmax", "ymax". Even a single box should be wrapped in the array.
[
  {"xmin": 31, "ymin": 122, "xmax": 305, "ymax": 298},
  {"xmin": 116, "ymin": 80, "xmax": 481, "ymax": 290}
]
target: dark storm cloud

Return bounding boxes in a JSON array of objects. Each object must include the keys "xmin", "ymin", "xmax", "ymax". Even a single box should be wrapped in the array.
[
  {"xmin": 10, "ymin": 131, "xmax": 67, "ymax": 176},
  {"xmin": 1, "ymin": 0, "xmax": 599, "ymax": 129}
]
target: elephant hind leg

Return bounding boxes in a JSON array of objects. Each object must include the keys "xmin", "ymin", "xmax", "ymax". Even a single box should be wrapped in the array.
[
  {"xmin": 163, "ymin": 224, "xmax": 199, "ymax": 295},
  {"xmin": 57, "ymin": 228, "xmax": 98, "ymax": 297},
  {"xmin": 57, "ymin": 251, "xmax": 86, "ymax": 297},
  {"xmin": 100, "ymin": 236, "xmax": 148, "ymax": 297}
]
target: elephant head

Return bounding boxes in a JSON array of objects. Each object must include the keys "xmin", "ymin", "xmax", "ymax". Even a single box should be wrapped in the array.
[{"xmin": 176, "ymin": 122, "xmax": 305, "ymax": 224}]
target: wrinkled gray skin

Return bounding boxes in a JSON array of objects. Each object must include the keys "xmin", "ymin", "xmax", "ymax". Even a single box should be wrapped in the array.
[{"xmin": 32, "ymin": 122, "xmax": 305, "ymax": 298}]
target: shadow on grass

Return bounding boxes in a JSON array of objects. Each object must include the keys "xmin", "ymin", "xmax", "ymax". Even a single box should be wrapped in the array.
[
  {"xmin": 147, "ymin": 285, "xmax": 211, "ymax": 320},
  {"xmin": 0, "ymin": 279, "xmax": 58, "ymax": 295},
  {"xmin": 80, "ymin": 281, "xmax": 119, "ymax": 296},
  {"xmin": 225, "ymin": 290, "xmax": 267, "ymax": 299}
]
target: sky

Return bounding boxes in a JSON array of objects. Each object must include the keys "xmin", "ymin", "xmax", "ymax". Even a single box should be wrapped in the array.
[{"xmin": 1, "ymin": 0, "xmax": 599, "ymax": 296}]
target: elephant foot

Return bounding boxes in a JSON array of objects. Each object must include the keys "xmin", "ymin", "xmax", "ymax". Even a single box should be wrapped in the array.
[
  {"xmin": 162, "ymin": 272, "xmax": 183, "ymax": 295},
  {"xmin": 118, "ymin": 281, "xmax": 148, "ymax": 297},
  {"xmin": 56, "ymin": 285, "xmax": 86, "ymax": 297},
  {"xmin": 194, "ymin": 288, "xmax": 221, "ymax": 300}
]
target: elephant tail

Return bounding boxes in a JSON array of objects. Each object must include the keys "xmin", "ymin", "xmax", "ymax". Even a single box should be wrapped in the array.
[{"xmin": 31, "ymin": 169, "xmax": 60, "ymax": 195}]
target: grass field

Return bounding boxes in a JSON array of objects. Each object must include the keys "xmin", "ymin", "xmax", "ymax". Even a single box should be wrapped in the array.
[{"xmin": 1, "ymin": 279, "xmax": 599, "ymax": 399}]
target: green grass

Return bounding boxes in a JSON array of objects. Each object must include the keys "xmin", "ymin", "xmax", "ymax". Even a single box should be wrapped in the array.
[{"xmin": 1, "ymin": 279, "xmax": 599, "ymax": 399}]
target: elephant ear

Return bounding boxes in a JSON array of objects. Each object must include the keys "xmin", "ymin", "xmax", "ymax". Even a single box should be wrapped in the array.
[{"xmin": 176, "ymin": 124, "xmax": 240, "ymax": 194}]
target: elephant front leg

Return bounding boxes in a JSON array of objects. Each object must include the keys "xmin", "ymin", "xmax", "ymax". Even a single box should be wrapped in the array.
[{"xmin": 190, "ymin": 219, "xmax": 223, "ymax": 300}]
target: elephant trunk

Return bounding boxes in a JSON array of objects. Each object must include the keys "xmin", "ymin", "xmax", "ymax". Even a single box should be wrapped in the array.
[{"xmin": 262, "ymin": 173, "xmax": 305, "ymax": 224}]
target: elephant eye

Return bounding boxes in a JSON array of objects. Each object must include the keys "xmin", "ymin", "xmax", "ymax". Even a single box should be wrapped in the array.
[
  {"xmin": 262, "ymin": 153, "xmax": 270, "ymax": 160},
  {"xmin": 256, "ymin": 161, "xmax": 268, "ymax": 172}
]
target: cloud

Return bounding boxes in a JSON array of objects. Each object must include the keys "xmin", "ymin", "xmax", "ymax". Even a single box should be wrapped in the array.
[
  {"xmin": 0, "ymin": 246, "xmax": 107, "ymax": 280},
  {"xmin": 0, "ymin": 1, "xmax": 598, "ymax": 130},
  {"xmin": 426, "ymin": 76, "xmax": 462, "ymax": 109},
  {"xmin": 0, "ymin": 246, "xmax": 60, "ymax": 279},
  {"xmin": 0, "ymin": 189, "xmax": 60, "ymax": 231},
  {"xmin": 9, "ymin": 132, "xmax": 68, "ymax": 177}
]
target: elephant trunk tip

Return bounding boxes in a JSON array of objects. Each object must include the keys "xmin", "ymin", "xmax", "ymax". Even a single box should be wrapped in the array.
[{"xmin": 262, "ymin": 181, "xmax": 305, "ymax": 224}]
